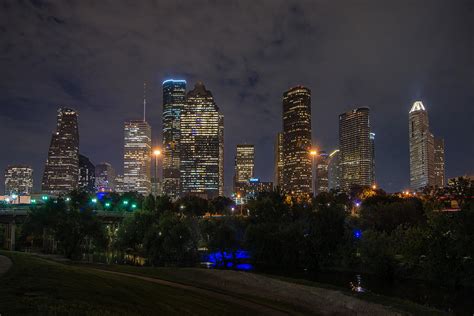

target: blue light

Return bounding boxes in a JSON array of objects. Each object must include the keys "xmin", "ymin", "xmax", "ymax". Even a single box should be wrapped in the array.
[
  {"xmin": 162, "ymin": 79, "xmax": 187, "ymax": 85},
  {"xmin": 205, "ymin": 249, "xmax": 253, "ymax": 271},
  {"xmin": 353, "ymin": 229, "xmax": 362, "ymax": 239},
  {"xmin": 249, "ymin": 178, "xmax": 259, "ymax": 183}
]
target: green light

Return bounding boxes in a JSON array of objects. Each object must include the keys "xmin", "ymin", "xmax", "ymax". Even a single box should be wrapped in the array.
[
  {"xmin": 123, "ymin": 200, "xmax": 129, "ymax": 205},
  {"xmin": 105, "ymin": 202, "xmax": 111, "ymax": 208},
  {"xmin": 91, "ymin": 198, "xmax": 97, "ymax": 203},
  {"xmin": 42, "ymin": 196, "xmax": 48, "ymax": 201},
  {"xmin": 31, "ymin": 199, "xmax": 36, "ymax": 204},
  {"xmin": 131, "ymin": 203, "xmax": 137, "ymax": 209},
  {"xmin": 65, "ymin": 197, "xmax": 71, "ymax": 202}
]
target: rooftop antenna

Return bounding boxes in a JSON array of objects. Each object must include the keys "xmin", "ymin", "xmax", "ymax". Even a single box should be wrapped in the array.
[{"xmin": 143, "ymin": 82, "xmax": 147, "ymax": 122}]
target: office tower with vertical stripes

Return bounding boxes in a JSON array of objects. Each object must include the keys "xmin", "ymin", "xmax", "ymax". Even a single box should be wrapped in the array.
[
  {"xmin": 234, "ymin": 144, "xmax": 255, "ymax": 195},
  {"xmin": 339, "ymin": 107, "xmax": 374, "ymax": 190},
  {"xmin": 123, "ymin": 120, "xmax": 152, "ymax": 195},
  {"xmin": 282, "ymin": 86, "xmax": 312, "ymax": 198},
  {"xmin": 162, "ymin": 79, "xmax": 186, "ymax": 199},
  {"xmin": 274, "ymin": 132, "xmax": 284, "ymax": 189},
  {"xmin": 42, "ymin": 107, "xmax": 80, "ymax": 195}
]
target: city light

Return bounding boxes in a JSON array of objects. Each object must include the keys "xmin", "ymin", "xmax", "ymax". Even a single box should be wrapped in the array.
[
  {"xmin": 105, "ymin": 202, "xmax": 111, "ymax": 208},
  {"xmin": 123, "ymin": 200, "xmax": 129, "ymax": 205},
  {"xmin": 131, "ymin": 203, "xmax": 137, "ymax": 209},
  {"xmin": 310, "ymin": 149, "xmax": 318, "ymax": 156},
  {"xmin": 41, "ymin": 195, "xmax": 48, "ymax": 201},
  {"xmin": 153, "ymin": 149, "xmax": 161, "ymax": 156},
  {"xmin": 91, "ymin": 198, "xmax": 97, "ymax": 203},
  {"xmin": 65, "ymin": 197, "xmax": 71, "ymax": 202},
  {"xmin": 31, "ymin": 199, "xmax": 36, "ymax": 204}
]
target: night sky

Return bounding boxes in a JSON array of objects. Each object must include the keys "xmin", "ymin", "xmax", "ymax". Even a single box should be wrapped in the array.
[{"xmin": 1, "ymin": 0, "xmax": 473, "ymax": 194}]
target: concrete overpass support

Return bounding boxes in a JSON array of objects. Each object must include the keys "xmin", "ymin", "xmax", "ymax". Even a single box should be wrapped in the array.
[{"xmin": 3, "ymin": 222, "xmax": 15, "ymax": 251}]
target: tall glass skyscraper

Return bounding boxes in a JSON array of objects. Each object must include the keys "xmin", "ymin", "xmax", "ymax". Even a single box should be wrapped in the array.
[
  {"xmin": 95, "ymin": 162, "xmax": 116, "ymax": 192},
  {"xmin": 42, "ymin": 107, "xmax": 80, "ymax": 194},
  {"xmin": 339, "ymin": 107, "xmax": 374, "ymax": 190},
  {"xmin": 123, "ymin": 120, "xmax": 151, "ymax": 195},
  {"xmin": 234, "ymin": 144, "xmax": 255, "ymax": 195},
  {"xmin": 162, "ymin": 79, "xmax": 186, "ymax": 199},
  {"xmin": 282, "ymin": 86, "xmax": 312, "ymax": 198},
  {"xmin": 219, "ymin": 114, "xmax": 225, "ymax": 196},
  {"xmin": 328, "ymin": 149, "xmax": 341, "ymax": 190},
  {"xmin": 409, "ymin": 101, "xmax": 445, "ymax": 190},
  {"xmin": 180, "ymin": 82, "xmax": 222, "ymax": 199}
]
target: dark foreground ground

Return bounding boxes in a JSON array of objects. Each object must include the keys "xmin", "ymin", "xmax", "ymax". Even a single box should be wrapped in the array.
[{"xmin": 0, "ymin": 251, "xmax": 441, "ymax": 315}]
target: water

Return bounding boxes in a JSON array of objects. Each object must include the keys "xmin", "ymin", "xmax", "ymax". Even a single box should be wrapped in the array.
[{"xmin": 308, "ymin": 270, "xmax": 474, "ymax": 314}]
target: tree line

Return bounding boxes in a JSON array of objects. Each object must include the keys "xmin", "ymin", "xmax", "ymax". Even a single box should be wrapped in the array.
[{"xmin": 14, "ymin": 178, "xmax": 474, "ymax": 287}]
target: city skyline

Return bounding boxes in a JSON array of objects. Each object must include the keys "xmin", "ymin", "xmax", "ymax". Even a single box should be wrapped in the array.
[{"xmin": 1, "ymin": 1, "xmax": 473, "ymax": 194}]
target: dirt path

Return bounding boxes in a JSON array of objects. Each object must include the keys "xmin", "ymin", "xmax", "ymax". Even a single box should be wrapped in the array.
[
  {"xmin": 0, "ymin": 255, "xmax": 13, "ymax": 277},
  {"xmin": 92, "ymin": 268, "xmax": 290, "ymax": 315}
]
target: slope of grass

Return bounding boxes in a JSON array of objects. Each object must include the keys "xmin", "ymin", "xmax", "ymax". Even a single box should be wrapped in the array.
[{"xmin": 0, "ymin": 251, "xmax": 254, "ymax": 315}]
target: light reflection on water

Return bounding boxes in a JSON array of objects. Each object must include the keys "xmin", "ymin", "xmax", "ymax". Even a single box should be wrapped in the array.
[{"xmin": 349, "ymin": 274, "xmax": 366, "ymax": 293}]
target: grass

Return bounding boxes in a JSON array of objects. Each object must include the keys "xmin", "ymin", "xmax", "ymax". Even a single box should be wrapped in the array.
[
  {"xmin": 0, "ymin": 251, "xmax": 256, "ymax": 315},
  {"xmin": 92, "ymin": 264, "xmax": 443, "ymax": 315}
]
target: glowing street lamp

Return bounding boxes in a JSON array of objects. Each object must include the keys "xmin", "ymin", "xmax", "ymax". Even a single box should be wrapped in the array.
[
  {"xmin": 310, "ymin": 149, "xmax": 318, "ymax": 196},
  {"xmin": 105, "ymin": 202, "xmax": 111, "ymax": 208},
  {"xmin": 153, "ymin": 148, "xmax": 162, "ymax": 195},
  {"xmin": 91, "ymin": 198, "xmax": 98, "ymax": 204},
  {"xmin": 122, "ymin": 200, "xmax": 129, "ymax": 206},
  {"xmin": 131, "ymin": 203, "xmax": 137, "ymax": 209}
]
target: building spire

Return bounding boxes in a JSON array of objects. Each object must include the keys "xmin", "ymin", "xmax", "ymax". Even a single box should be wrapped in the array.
[{"xmin": 143, "ymin": 82, "xmax": 147, "ymax": 122}]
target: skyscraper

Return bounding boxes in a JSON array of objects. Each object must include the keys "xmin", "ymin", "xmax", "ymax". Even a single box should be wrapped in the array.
[
  {"xmin": 328, "ymin": 149, "xmax": 341, "ymax": 190},
  {"xmin": 95, "ymin": 162, "xmax": 116, "ymax": 192},
  {"xmin": 434, "ymin": 137, "xmax": 445, "ymax": 187},
  {"xmin": 274, "ymin": 132, "xmax": 284, "ymax": 189},
  {"xmin": 315, "ymin": 151, "xmax": 329, "ymax": 195},
  {"xmin": 234, "ymin": 144, "xmax": 255, "ymax": 195},
  {"xmin": 4, "ymin": 165, "xmax": 33, "ymax": 195},
  {"xmin": 162, "ymin": 79, "xmax": 186, "ymax": 199},
  {"xmin": 78, "ymin": 154, "xmax": 95, "ymax": 193},
  {"xmin": 370, "ymin": 132, "xmax": 376, "ymax": 185},
  {"xmin": 42, "ymin": 107, "xmax": 80, "ymax": 195},
  {"xmin": 180, "ymin": 82, "xmax": 222, "ymax": 199},
  {"xmin": 339, "ymin": 107, "xmax": 374, "ymax": 190},
  {"xmin": 124, "ymin": 120, "xmax": 152, "ymax": 195},
  {"xmin": 282, "ymin": 86, "xmax": 312, "ymax": 198},
  {"xmin": 409, "ymin": 101, "xmax": 435, "ymax": 190},
  {"xmin": 219, "ymin": 114, "xmax": 225, "ymax": 196}
]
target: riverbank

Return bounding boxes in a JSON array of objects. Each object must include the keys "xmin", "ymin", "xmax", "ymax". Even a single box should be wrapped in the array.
[{"xmin": 0, "ymin": 251, "xmax": 439, "ymax": 315}]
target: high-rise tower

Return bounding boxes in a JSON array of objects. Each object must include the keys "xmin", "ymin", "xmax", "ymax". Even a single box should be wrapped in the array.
[
  {"xmin": 162, "ymin": 79, "xmax": 186, "ymax": 199},
  {"xmin": 234, "ymin": 144, "xmax": 255, "ymax": 195},
  {"xmin": 180, "ymin": 82, "xmax": 222, "ymax": 199},
  {"xmin": 123, "ymin": 120, "xmax": 152, "ymax": 195},
  {"xmin": 328, "ymin": 149, "xmax": 341, "ymax": 190},
  {"xmin": 315, "ymin": 151, "xmax": 329, "ymax": 195},
  {"xmin": 274, "ymin": 132, "xmax": 284, "ymax": 189},
  {"xmin": 282, "ymin": 86, "xmax": 312, "ymax": 198},
  {"xmin": 339, "ymin": 107, "xmax": 374, "ymax": 190},
  {"xmin": 219, "ymin": 114, "xmax": 225, "ymax": 196},
  {"xmin": 409, "ymin": 101, "xmax": 435, "ymax": 190},
  {"xmin": 434, "ymin": 137, "xmax": 445, "ymax": 187},
  {"xmin": 42, "ymin": 107, "xmax": 80, "ymax": 195}
]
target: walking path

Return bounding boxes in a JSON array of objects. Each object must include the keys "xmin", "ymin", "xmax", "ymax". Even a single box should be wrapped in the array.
[
  {"xmin": 91, "ymin": 268, "xmax": 290, "ymax": 315},
  {"xmin": 91, "ymin": 267, "xmax": 402, "ymax": 315},
  {"xmin": 0, "ymin": 255, "xmax": 13, "ymax": 277}
]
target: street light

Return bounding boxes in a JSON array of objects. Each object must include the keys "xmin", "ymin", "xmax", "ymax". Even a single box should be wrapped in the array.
[
  {"xmin": 310, "ymin": 149, "xmax": 318, "ymax": 197},
  {"xmin": 91, "ymin": 198, "xmax": 97, "ymax": 204},
  {"xmin": 153, "ymin": 148, "xmax": 162, "ymax": 195}
]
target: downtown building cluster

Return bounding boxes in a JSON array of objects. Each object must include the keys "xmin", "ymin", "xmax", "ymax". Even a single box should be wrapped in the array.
[{"xmin": 2, "ymin": 81, "xmax": 449, "ymax": 201}]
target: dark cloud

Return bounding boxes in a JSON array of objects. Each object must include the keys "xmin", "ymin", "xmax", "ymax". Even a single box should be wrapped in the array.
[{"xmin": 0, "ymin": 0, "xmax": 473, "ymax": 194}]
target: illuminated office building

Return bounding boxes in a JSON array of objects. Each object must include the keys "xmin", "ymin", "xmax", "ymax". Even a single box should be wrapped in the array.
[
  {"xmin": 315, "ymin": 151, "xmax": 329, "ymax": 195},
  {"xmin": 124, "ymin": 120, "xmax": 152, "ymax": 195},
  {"xmin": 339, "ymin": 107, "xmax": 374, "ymax": 190},
  {"xmin": 180, "ymin": 82, "xmax": 222, "ymax": 199},
  {"xmin": 409, "ymin": 101, "xmax": 440, "ymax": 190},
  {"xmin": 282, "ymin": 86, "xmax": 312, "ymax": 198},
  {"xmin": 78, "ymin": 154, "xmax": 95, "ymax": 193},
  {"xmin": 370, "ymin": 132, "xmax": 376, "ymax": 185},
  {"xmin": 328, "ymin": 149, "xmax": 341, "ymax": 190},
  {"xmin": 42, "ymin": 107, "xmax": 80, "ymax": 194},
  {"xmin": 234, "ymin": 144, "xmax": 255, "ymax": 195},
  {"xmin": 219, "ymin": 114, "xmax": 225, "ymax": 196},
  {"xmin": 434, "ymin": 137, "xmax": 445, "ymax": 187},
  {"xmin": 4, "ymin": 165, "xmax": 33, "ymax": 195},
  {"xmin": 274, "ymin": 132, "xmax": 284, "ymax": 189},
  {"xmin": 95, "ymin": 162, "xmax": 116, "ymax": 192},
  {"xmin": 162, "ymin": 79, "xmax": 186, "ymax": 199}
]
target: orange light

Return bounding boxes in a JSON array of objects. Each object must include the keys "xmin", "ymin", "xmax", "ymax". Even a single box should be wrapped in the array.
[
  {"xmin": 372, "ymin": 184, "xmax": 377, "ymax": 190},
  {"xmin": 153, "ymin": 149, "xmax": 161, "ymax": 156},
  {"xmin": 310, "ymin": 150, "xmax": 317, "ymax": 156}
]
